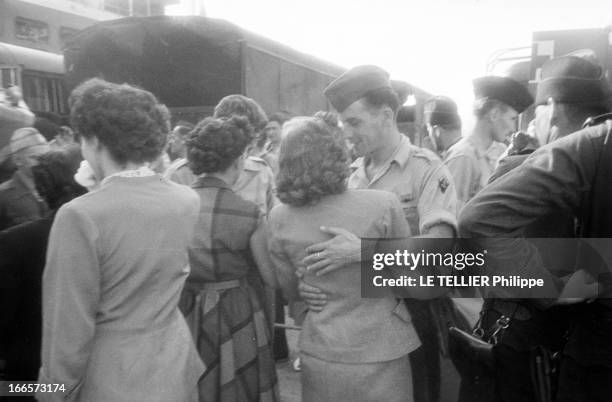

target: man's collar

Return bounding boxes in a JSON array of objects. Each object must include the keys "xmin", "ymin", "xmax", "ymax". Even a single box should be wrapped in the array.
[
  {"xmin": 352, "ymin": 135, "xmax": 412, "ymax": 171},
  {"xmin": 392, "ymin": 135, "xmax": 412, "ymax": 168}
]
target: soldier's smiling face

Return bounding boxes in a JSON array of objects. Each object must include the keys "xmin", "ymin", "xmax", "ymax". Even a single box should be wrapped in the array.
[{"xmin": 339, "ymin": 99, "xmax": 387, "ymax": 157}]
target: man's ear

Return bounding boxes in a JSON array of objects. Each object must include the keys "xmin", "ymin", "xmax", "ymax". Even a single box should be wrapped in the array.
[
  {"xmin": 488, "ymin": 106, "xmax": 501, "ymax": 122},
  {"xmin": 380, "ymin": 106, "xmax": 395, "ymax": 126}
]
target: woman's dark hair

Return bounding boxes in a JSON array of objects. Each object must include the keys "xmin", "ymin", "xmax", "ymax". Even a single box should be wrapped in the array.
[
  {"xmin": 186, "ymin": 116, "xmax": 252, "ymax": 175},
  {"xmin": 276, "ymin": 117, "xmax": 350, "ymax": 206},
  {"xmin": 213, "ymin": 94, "xmax": 268, "ymax": 138},
  {"xmin": 32, "ymin": 145, "xmax": 87, "ymax": 210},
  {"xmin": 69, "ymin": 78, "xmax": 170, "ymax": 164}
]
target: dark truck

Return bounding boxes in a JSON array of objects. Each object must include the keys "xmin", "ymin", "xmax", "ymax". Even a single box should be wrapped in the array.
[{"xmin": 63, "ymin": 15, "xmax": 347, "ymax": 123}]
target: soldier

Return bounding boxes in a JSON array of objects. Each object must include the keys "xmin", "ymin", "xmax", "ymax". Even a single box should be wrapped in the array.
[
  {"xmin": 298, "ymin": 65, "xmax": 458, "ymax": 402},
  {"xmin": 461, "ymin": 54, "xmax": 611, "ymax": 402},
  {"xmin": 459, "ymin": 107, "xmax": 612, "ymax": 401},
  {"xmin": 492, "ymin": 55, "xmax": 610, "ymax": 181},
  {"xmin": 445, "ymin": 76, "xmax": 532, "ymax": 209},
  {"xmin": 423, "ymin": 96, "xmax": 462, "ymax": 160}
]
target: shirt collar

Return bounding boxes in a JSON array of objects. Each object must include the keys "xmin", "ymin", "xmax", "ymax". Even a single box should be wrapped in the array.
[{"xmin": 391, "ymin": 135, "xmax": 412, "ymax": 169}]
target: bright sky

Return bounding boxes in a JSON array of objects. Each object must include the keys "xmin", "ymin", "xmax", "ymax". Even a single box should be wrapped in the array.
[{"xmin": 166, "ymin": 0, "xmax": 612, "ymax": 127}]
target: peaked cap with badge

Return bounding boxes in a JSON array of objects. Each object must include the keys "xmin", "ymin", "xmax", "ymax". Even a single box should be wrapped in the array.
[
  {"xmin": 324, "ymin": 65, "xmax": 393, "ymax": 112},
  {"xmin": 473, "ymin": 75, "xmax": 533, "ymax": 114}
]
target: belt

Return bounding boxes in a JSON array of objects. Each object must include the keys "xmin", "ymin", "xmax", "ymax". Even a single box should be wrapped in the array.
[{"xmin": 186, "ymin": 278, "xmax": 246, "ymax": 332}]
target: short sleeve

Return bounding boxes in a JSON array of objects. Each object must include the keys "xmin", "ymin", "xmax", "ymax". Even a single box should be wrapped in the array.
[{"xmin": 417, "ymin": 163, "xmax": 458, "ymax": 234}]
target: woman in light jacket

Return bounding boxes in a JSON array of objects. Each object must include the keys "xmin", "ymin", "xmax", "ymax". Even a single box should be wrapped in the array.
[
  {"xmin": 38, "ymin": 78, "xmax": 204, "ymax": 401},
  {"xmin": 268, "ymin": 116, "xmax": 420, "ymax": 402}
]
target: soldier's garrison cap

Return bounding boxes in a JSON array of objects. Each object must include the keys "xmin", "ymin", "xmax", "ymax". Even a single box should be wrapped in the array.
[
  {"xmin": 324, "ymin": 65, "xmax": 392, "ymax": 112},
  {"xmin": 473, "ymin": 75, "xmax": 533, "ymax": 114}
]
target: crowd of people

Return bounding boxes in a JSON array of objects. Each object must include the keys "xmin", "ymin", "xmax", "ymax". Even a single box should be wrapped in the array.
[{"xmin": 0, "ymin": 49, "xmax": 611, "ymax": 402}]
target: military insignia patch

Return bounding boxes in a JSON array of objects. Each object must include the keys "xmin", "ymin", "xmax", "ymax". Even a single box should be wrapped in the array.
[{"xmin": 438, "ymin": 177, "xmax": 449, "ymax": 193}]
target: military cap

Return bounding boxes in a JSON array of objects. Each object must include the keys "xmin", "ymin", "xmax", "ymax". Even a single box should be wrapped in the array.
[
  {"xmin": 536, "ymin": 55, "xmax": 610, "ymax": 106},
  {"xmin": 423, "ymin": 96, "xmax": 461, "ymax": 127},
  {"xmin": 10, "ymin": 127, "xmax": 49, "ymax": 155},
  {"xmin": 324, "ymin": 65, "xmax": 392, "ymax": 112},
  {"xmin": 473, "ymin": 75, "xmax": 533, "ymax": 114}
]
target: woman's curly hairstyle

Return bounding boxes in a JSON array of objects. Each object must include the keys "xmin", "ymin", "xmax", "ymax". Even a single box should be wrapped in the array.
[
  {"xmin": 69, "ymin": 78, "xmax": 170, "ymax": 164},
  {"xmin": 186, "ymin": 116, "xmax": 252, "ymax": 175},
  {"xmin": 213, "ymin": 94, "xmax": 268, "ymax": 141},
  {"xmin": 276, "ymin": 117, "xmax": 350, "ymax": 206},
  {"xmin": 32, "ymin": 145, "xmax": 87, "ymax": 211}
]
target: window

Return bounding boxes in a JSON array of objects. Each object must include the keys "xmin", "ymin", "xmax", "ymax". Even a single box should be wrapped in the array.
[
  {"xmin": 0, "ymin": 67, "xmax": 21, "ymax": 88},
  {"xmin": 14, "ymin": 17, "xmax": 50, "ymax": 44}
]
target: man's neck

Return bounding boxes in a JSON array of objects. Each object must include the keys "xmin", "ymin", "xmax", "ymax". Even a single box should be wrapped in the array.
[
  {"xmin": 441, "ymin": 131, "xmax": 462, "ymax": 152},
  {"xmin": 368, "ymin": 130, "xmax": 402, "ymax": 167},
  {"xmin": 470, "ymin": 121, "xmax": 494, "ymax": 152}
]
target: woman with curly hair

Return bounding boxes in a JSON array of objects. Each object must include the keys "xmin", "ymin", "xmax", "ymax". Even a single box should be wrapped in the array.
[
  {"xmin": 268, "ymin": 117, "xmax": 419, "ymax": 402},
  {"xmin": 37, "ymin": 78, "xmax": 204, "ymax": 401},
  {"xmin": 179, "ymin": 116, "xmax": 279, "ymax": 401}
]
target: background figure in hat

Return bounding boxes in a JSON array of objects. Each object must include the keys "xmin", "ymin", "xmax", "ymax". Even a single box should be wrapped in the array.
[
  {"xmin": 0, "ymin": 127, "xmax": 50, "ymax": 230},
  {"xmin": 458, "ymin": 63, "xmax": 612, "ymax": 402},
  {"xmin": 297, "ymin": 65, "xmax": 459, "ymax": 402},
  {"xmin": 444, "ymin": 76, "xmax": 532, "ymax": 210},
  {"xmin": 424, "ymin": 96, "xmax": 462, "ymax": 159},
  {"xmin": 463, "ymin": 54, "xmax": 611, "ymax": 402},
  {"xmin": 492, "ymin": 55, "xmax": 611, "ymax": 182}
]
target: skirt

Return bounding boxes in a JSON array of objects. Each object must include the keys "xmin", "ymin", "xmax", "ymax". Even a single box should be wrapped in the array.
[
  {"xmin": 301, "ymin": 352, "xmax": 413, "ymax": 402},
  {"xmin": 180, "ymin": 279, "xmax": 279, "ymax": 402}
]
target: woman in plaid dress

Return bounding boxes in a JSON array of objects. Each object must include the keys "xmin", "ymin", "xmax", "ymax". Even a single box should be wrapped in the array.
[{"xmin": 179, "ymin": 116, "xmax": 279, "ymax": 402}]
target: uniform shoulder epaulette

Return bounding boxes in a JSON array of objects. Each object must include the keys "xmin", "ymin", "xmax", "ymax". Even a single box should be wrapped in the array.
[
  {"xmin": 583, "ymin": 113, "xmax": 612, "ymax": 128},
  {"xmin": 411, "ymin": 145, "xmax": 442, "ymax": 164}
]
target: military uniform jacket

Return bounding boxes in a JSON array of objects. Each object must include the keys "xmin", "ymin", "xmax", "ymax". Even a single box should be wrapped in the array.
[
  {"xmin": 349, "ymin": 135, "xmax": 457, "ymax": 235},
  {"xmin": 459, "ymin": 119, "xmax": 612, "ymax": 367}
]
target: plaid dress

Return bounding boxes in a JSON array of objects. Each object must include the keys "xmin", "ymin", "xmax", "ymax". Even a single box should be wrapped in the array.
[{"xmin": 179, "ymin": 176, "xmax": 279, "ymax": 402}]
